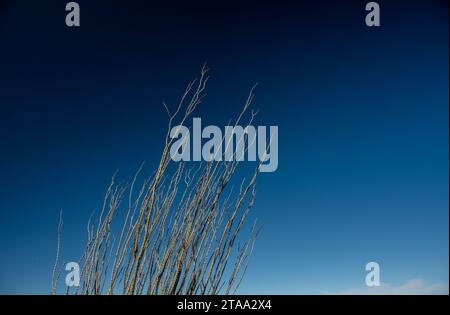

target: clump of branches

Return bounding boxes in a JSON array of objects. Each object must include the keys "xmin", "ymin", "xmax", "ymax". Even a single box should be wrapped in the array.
[{"xmin": 52, "ymin": 65, "xmax": 261, "ymax": 295}]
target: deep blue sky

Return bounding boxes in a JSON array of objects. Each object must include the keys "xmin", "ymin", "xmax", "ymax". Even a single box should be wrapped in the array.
[{"xmin": 0, "ymin": 0, "xmax": 448, "ymax": 294}]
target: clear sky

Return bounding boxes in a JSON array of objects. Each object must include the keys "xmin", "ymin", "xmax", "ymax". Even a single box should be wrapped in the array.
[{"xmin": 0, "ymin": 0, "xmax": 448, "ymax": 294}]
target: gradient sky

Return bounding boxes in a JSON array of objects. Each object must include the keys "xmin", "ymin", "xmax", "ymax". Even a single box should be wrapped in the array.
[{"xmin": 0, "ymin": 0, "xmax": 448, "ymax": 294}]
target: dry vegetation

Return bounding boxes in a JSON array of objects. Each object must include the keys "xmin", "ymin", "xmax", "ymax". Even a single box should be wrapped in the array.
[{"xmin": 52, "ymin": 65, "xmax": 261, "ymax": 295}]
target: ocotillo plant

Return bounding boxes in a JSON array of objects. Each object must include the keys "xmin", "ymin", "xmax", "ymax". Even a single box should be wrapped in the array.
[{"xmin": 52, "ymin": 65, "xmax": 261, "ymax": 295}]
